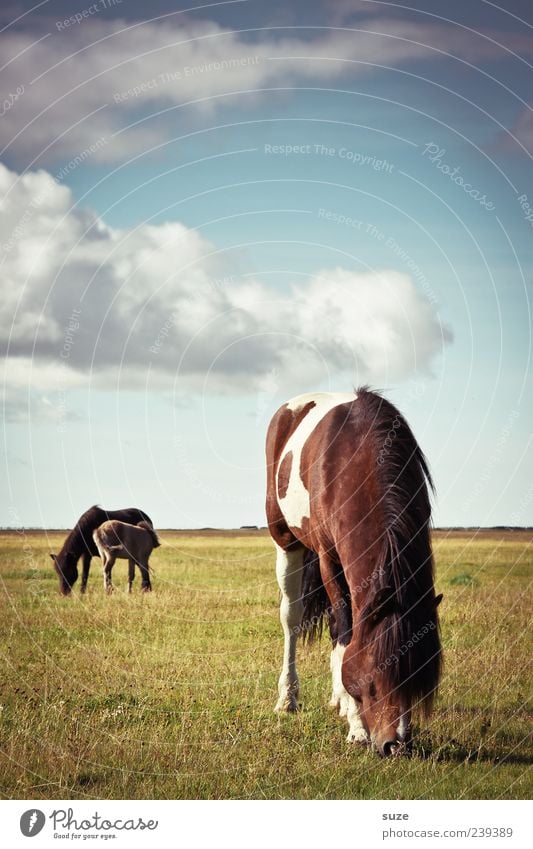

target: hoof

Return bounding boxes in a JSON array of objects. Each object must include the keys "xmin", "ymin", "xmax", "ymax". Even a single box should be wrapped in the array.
[
  {"xmin": 328, "ymin": 698, "xmax": 340, "ymax": 710},
  {"xmin": 274, "ymin": 696, "xmax": 299, "ymax": 713},
  {"xmin": 346, "ymin": 728, "xmax": 370, "ymax": 745},
  {"xmin": 141, "ymin": 584, "xmax": 152, "ymax": 593}
]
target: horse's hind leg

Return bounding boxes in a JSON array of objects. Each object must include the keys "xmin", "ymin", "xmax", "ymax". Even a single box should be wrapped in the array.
[
  {"xmin": 80, "ymin": 552, "xmax": 91, "ymax": 594},
  {"xmin": 274, "ymin": 544, "xmax": 304, "ymax": 712},
  {"xmin": 103, "ymin": 554, "xmax": 115, "ymax": 594},
  {"xmin": 138, "ymin": 559, "xmax": 152, "ymax": 592},
  {"xmin": 128, "ymin": 559, "xmax": 135, "ymax": 593}
]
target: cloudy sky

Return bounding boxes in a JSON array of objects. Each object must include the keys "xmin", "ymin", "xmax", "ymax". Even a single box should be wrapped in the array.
[{"xmin": 1, "ymin": 0, "xmax": 531, "ymax": 528}]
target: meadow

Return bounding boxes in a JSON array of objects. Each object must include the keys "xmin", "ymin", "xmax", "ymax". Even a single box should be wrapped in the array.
[{"xmin": 0, "ymin": 528, "xmax": 531, "ymax": 800}]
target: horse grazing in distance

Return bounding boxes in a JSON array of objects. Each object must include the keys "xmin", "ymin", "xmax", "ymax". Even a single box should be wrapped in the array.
[
  {"xmin": 50, "ymin": 505, "xmax": 153, "ymax": 595},
  {"xmin": 93, "ymin": 520, "xmax": 160, "ymax": 594},
  {"xmin": 266, "ymin": 388, "xmax": 443, "ymax": 757}
]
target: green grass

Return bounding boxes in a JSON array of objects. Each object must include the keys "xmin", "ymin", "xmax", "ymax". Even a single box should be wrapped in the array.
[{"xmin": 0, "ymin": 529, "xmax": 531, "ymax": 799}]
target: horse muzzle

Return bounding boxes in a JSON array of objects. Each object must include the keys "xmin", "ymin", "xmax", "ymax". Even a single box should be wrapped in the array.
[{"xmin": 375, "ymin": 736, "xmax": 412, "ymax": 758}]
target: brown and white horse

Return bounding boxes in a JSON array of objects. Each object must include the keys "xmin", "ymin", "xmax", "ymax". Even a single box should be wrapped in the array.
[{"xmin": 266, "ymin": 388, "xmax": 442, "ymax": 757}]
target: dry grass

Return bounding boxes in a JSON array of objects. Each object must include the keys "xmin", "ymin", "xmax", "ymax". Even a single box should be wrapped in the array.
[{"xmin": 0, "ymin": 529, "xmax": 531, "ymax": 799}]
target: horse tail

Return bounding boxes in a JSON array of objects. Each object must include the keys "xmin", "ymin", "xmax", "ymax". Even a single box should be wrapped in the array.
[
  {"xmin": 300, "ymin": 549, "xmax": 331, "ymax": 644},
  {"xmin": 138, "ymin": 520, "xmax": 161, "ymax": 548}
]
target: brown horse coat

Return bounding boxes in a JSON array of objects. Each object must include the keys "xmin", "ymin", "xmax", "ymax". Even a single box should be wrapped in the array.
[
  {"xmin": 93, "ymin": 519, "xmax": 160, "ymax": 593},
  {"xmin": 266, "ymin": 388, "xmax": 442, "ymax": 756}
]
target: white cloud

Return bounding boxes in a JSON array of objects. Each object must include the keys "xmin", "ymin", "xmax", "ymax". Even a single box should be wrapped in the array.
[
  {"xmin": 0, "ymin": 162, "xmax": 451, "ymax": 416},
  {"xmin": 1, "ymin": 13, "xmax": 530, "ymax": 165}
]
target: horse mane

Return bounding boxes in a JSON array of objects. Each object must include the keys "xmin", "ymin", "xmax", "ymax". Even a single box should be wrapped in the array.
[
  {"xmin": 356, "ymin": 387, "xmax": 442, "ymax": 716},
  {"xmin": 299, "ymin": 388, "xmax": 442, "ymax": 714},
  {"xmin": 58, "ymin": 504, "xmax": 105, "ymax": 558}
]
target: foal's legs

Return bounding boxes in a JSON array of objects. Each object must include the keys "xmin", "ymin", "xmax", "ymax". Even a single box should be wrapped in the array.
[
  {"xmin": 80, "ymin": 552, "xmax": 91, "ymax": 594},
  {"xmin": 128, "ymin": 559, "xmax": 135, "ymax": 593},
  {"xmin": 274, "ymin": 543, "xmax": 304, "ymax": 712},
  {"xmin": 137, "ymin": 559, "xmax": 152, "ymax": 592},
  {"xmin": 102, "ymin": 554, "xmax": 116, "ymax": 594}
]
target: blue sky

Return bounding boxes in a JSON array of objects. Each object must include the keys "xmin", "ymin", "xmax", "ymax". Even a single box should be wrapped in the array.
[{"xmin": 1, "ymin": 0, "xmax": 531, "ymax": 528}]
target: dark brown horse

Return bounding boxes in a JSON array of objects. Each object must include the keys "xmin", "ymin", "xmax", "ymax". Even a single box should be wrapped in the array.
[
  {"xmin": 266, "ymin": 388, "xmax": 442, "ymax": 757},
  {"xmin": 50, "ymin": 505, "xmax": 153, "ymax": 595}
]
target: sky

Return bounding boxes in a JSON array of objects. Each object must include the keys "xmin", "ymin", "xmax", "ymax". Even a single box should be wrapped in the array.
[{"xmin": 0, "ymin": 0, "xmax": 532, "ymax": 529}]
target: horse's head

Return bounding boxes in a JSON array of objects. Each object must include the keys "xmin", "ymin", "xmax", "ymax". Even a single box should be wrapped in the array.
[
  {"xmin": 345, "ymin": 587, "xmax": 442, "ymax": 757},
  {"xmin": 345, "ymin": 585, "xmax": 410, "ymax": 755},
  {"xmin": 348, "ymin": 673, "xmax": 411, "ymax": 758},
  {"xmin": 50, "ymin": 551, "xmax": 78, "ymax": 595}
]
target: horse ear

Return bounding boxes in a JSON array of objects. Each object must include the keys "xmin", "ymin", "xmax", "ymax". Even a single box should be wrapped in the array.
[
  {"xmin": 368, "ymin": 585, "xmax": 397, "ymax": 625},
  {"xmin": 50, "ymin": 554, "xmax": 56, "ymax": 561},
  {"xmin": 434, "ymin": 593, "xmax": 443, "ymax": 608}
]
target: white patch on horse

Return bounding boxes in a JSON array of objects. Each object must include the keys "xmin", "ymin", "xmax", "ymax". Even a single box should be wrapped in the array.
[
  {"xmin": 274, "ymin": 543, "xmax": 305, "ymax": 712},
  {"xmin": 277, "ymin": 392, "xmax": 357, "ymax": 529},
  {"xmin": 329, "ymin": 644, "xmax": 349, "ymax": 716},
  {"xmin": 397, "ymin": 712, "xmax": 409, "ymax": 742},
  {"xmin": 329, "ymin": 643, "xmax": 369, "ymax": 742},
  {"xmin": 346, "ymin": 697, "xmax": 369, "ymax": 744}
]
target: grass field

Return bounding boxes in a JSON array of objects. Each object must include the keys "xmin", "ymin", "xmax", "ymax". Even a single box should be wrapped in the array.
[{"xmin": 0, "ymin": 529, "xmax": 531, "ymax": 800}]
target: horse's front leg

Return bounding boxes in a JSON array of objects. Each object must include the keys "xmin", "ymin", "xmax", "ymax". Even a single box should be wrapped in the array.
[
  {"xmin": 80, "ymin": 552, "xmax": 91, "ymax": 594},
  {"xmin": 128, "ymin": 559, "xmax": 136, "ymax": 593},
  {"xmin": 103, "ymin": 555, "xmax": 115, "ymax": 594},
  {"xmin": 318, "ymin": 552, "xmax": 367, "ymax": 742},
  {"xmin": 274, "ymin": 544, "xmax": 304, "ymax": 712},
  {"xmin": 342, "ymin": 640, "xmax": 370, "ymax": 744}
]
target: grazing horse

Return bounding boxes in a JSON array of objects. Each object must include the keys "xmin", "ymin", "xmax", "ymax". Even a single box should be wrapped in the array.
[
  {"xmin": 50, "ymin": 505, "xmax": 153, "ymax": 595},
  {"xmin": 266, "ymin": 388, "xmax": 442, "ymax": 757},
  {"xmin": 93, "ymin": 520, "xmax": 160, "ymax": 594}
]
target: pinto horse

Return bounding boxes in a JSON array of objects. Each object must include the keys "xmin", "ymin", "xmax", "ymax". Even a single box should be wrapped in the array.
[
  {"xmin": 266, "ymin": 388, "xmax": 442, "ymax": 757},
  {"xmin": 50, "ymin": 505, "xmax": 153, "ymax": 595}
]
